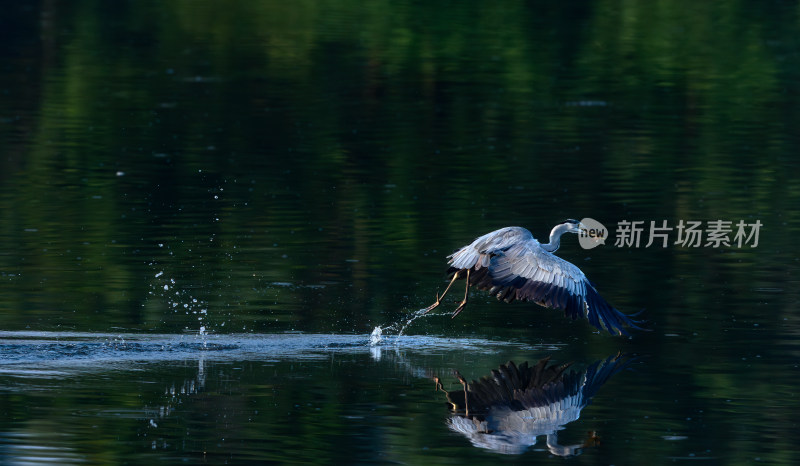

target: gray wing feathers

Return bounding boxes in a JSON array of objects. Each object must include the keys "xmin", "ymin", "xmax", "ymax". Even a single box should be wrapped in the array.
[
  {"xmin": 485, "ymin": 239, "xmax": 636, "ymax": 336},
  {"xmin": 448, "ymin": 227, "xmax": 534, "ymax": 270},
  {"xmin": 498, "ymin": 241, "xmax": 588, "ymax": 299}
]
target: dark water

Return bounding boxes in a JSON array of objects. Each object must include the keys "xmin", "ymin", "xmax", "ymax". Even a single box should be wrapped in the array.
[{"xmin": 2, "ymin": 1, "xmax": 800, "ymax": 464}]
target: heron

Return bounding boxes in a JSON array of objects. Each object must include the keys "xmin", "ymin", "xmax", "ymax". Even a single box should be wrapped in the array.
[
  {"xmin": 421, "ymin": 220, "xmax": 641, "ymax": 336},
  {"xmin": 436, "ymin": 355, "xmax": 631, "ymax": 455}
]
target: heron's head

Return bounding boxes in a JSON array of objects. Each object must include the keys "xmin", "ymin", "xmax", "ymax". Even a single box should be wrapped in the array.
[{"xmin": 561, "ymin": 219, "xmax": 585, "ymax": 234}]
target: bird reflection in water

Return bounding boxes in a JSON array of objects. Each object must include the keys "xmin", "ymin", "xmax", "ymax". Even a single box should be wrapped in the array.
[{"xmin": 435, "ymin": 354, "xmax": 631, "ymax": 455}]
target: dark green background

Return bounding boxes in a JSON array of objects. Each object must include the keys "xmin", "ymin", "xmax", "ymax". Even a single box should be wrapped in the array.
[{"xmin": 1, "ymin": 1, "xmax": 798, "ymax": 464}]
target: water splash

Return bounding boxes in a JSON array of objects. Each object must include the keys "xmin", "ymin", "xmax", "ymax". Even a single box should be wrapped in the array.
[
  {"xmin": 149, "ymin": 265, "xmax": 210, "ymax": 345},
  {"xmin": 368, "ymin": 307, "xmax": 439, "ymax": 348},
  {"xmin": 369, "ymin": 327, "xmax": 383, "ymax": 346},
  {"xmin": 199, "ymin": 324, "xmax": 207, "ymax": 349},
  {"xmin": 397, "ymin": 309, "xmax": 432, "ymax": 336}
]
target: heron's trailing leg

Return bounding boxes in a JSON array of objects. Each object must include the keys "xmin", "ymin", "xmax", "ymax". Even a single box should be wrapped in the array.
[
  {"xmin": 455, "ymin": 370, "xmax": 469, "ymax": 417},
  {"xmin": 421, "ymin": 271, "xmax": 461, "ymax": 314},
  {"xmin": 434, "ymin": 376, "xmax": 443, "ymax": 392},
  {"xmin": 451, "ymin": 269, "xmax": 470, "ymax": 318}
]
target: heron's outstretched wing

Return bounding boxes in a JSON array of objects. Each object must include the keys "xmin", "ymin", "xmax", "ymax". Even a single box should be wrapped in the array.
[
  {"xmin": 484, "ymin": 239, "xmax": 640, "ymax": 336},
  {"xmin": 448, "ymin": 226, "xmax": 535, "ymax": 271}
]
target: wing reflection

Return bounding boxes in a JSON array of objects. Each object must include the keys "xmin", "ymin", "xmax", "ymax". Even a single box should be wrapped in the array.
[{"xmin": 436, "ymin": 354, "xmax": 631, "ymax": 455}]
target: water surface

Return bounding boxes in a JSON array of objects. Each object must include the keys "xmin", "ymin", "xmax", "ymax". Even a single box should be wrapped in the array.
[{"xmin": 1, "ymin": 0, "xmax": 799, "ymax": 464}]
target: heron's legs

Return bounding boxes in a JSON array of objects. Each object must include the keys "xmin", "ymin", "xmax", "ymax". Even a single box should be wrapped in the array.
[
  {"xmin": 420, "ymin": 271, "xmax": 461, "ymax": 314},
  {"xmin": 455, "ymin": 370, "xmax": 469, "ymax": 417},
  {"xmin": 451, "ymin": 268, "xmax": 470, "ymax": 318}
]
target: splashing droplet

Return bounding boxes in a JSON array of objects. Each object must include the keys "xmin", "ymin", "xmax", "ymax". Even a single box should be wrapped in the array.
[{"xmin": 398, "ymin": 309, "xmax": 432, "ymax": 336}]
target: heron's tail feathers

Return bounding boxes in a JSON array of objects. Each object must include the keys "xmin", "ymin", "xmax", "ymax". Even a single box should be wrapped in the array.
[{"xmin": 584, "ymin": 286, "xmax": 644, "ymax": 336}]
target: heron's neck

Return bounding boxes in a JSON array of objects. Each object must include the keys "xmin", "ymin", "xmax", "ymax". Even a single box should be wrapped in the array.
[{"xmin": 541, "ymin": 223, "xmax": 571, "ymax": 253}]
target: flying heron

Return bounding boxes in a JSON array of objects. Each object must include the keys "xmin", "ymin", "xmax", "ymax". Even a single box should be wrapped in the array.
[{"xmin": 421, "ymin": 220, "xmax": 641, "ymax": 335}]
